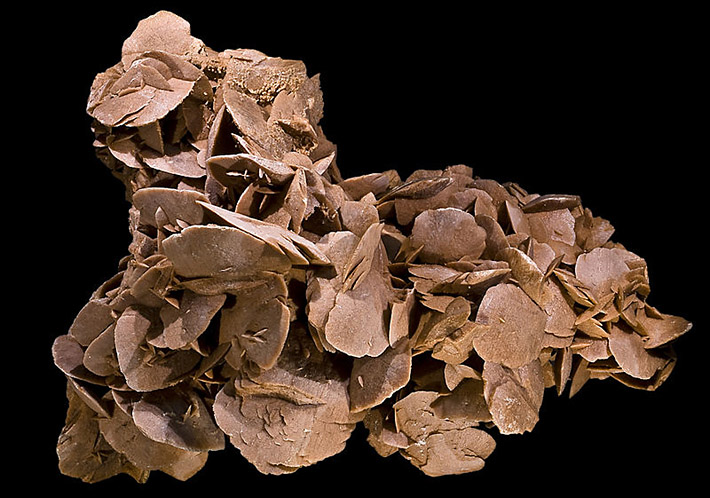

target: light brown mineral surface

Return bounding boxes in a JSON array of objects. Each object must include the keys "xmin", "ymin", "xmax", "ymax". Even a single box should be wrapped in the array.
[{"xmin": 53, "ymin": 10, "xmax": 693, "ymax": 482}]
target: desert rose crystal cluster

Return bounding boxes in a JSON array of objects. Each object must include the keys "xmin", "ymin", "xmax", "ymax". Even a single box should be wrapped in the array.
[{"xmin": 52, "ymin": 11, "xmax": 692, "ymax": 482}]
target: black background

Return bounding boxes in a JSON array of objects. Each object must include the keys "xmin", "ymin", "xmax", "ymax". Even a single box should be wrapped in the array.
[{"xmin": 24, "ymin": 2, "xmax": 704, "ymax": 495}]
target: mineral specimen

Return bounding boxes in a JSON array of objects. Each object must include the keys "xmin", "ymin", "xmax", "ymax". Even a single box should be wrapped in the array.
[{"xmin": 52, "ymin": 10, "xmax": 692, "ymax": 483}]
